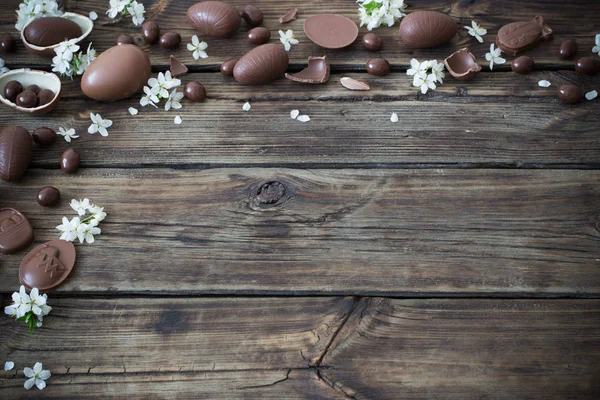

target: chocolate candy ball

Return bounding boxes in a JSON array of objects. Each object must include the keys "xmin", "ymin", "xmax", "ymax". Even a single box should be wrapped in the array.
[
  {"xmin": 247, "ymin": 27, "xmax": 270, "ymax": 45},
  {"xmin": 25, "ymin": 84, "xmax": 40, "ymax": 95},
  {"xmin": 160, "ymin": 32, "xmax": 181, "ymax": 49},
  {"xmin": 558, "ymin": 84, "xmax": 583, "ymax": 104},
  {"xmin": 38, "ymin": 89, "xmax": 55, "ymax": 107},
  {"xmin": 184, "ymin": 81, "xmax": 206, "ymax": 102},
  {"xmin": 242, "ymin": 5, "xmax": 264, "ymax": 26},
  {"xmin": 575, "ymin": 57, "xmax": 600, "ymax": 75},
  {"xmin": 366, "ymin": 58, "xmax": 390, "ymax": 76},
  {"xmin": 61, "ymin": 149, "xmax": 80, "ymax": 174},
  {"xmin": 142, "ymin": 21, "xmax": 160, "ymax": 44},
  {"xmin": 558, "ymin": 39, "xmax": 577, "ymax": 60},
  {"xmin": 32, "ymin": 127, "xmax": 57, "ymax": 147},
  {"xmin": 16, "ymin": 90, "xmax": 38, "ymax": 108},
  {"xmin": 37, "ymin": 186, "xmax": 61, "ymax": 207},
  {"xmin": 511, "ymin": 56, "xmax": 535, "ymax": 74},
  {"xmin": 4, "ymin": 80, "xmax": 23, "ymax": 102},
  {"xmin": 221, "ymin": 58, "xmax": 237, "ymax": 76},
  {"xmin": 363, "ymin": 33, "xmax": 383, "ymax": 51},
  {"xmin": 0, "ymin": 33, "xmax": 16, "ymax": 53},
  {"xmin": 116, "ymin": 34, "xmax": 134, "ymax": 45}
]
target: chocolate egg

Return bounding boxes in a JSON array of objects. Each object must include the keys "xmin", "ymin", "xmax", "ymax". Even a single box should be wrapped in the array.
[
  {"xmin": 32, "ymin": 127, "xmax": 57, "ymax": 147},
  {"xmin": 187, "ymin": 1, "xmax": 241, "ymax": 38},
  {"xmin": 37, "ymin": 186, "xmax": 61, "ymax": 207},
  {"xmin": 142, "ymin": 21, "xmax": 160, "ymax": 44},
  {"xmin": 61, "ymin": 149, "xmax": 80, "ymax": 174},
  {"xmin": 221, "ymin": 58, "xmax": 237, "ymax": 76},
  {"xmin": 184, "ymin": 81, "xmax": 206, "ymax": 102},
  {"xmin": 242, "ymin": 5, "xmax": 263, "ymax": 26},
  {"xmin": 0, "ymin": 33, "xmax": 16, "ymax": 53},
  {"xmin": 0, "ymin": 208, "xmax": 34, "ymax": 255},
  {"xmin": 511, "ymin": 56, "xmax": 535, "ymax": 74},
  {"xmin": 575, "ymin": 57, "xmax": 600, "ymax": 75},
  {"xmin": 81, "ymin": 44, "xmax": 151, "ymax": 101},
  {"xmin": 4, "ymin": 80, "xmax": 23, "ymax": 102},
  {"xmin": 247, "ymin": 27, "xmax": 270, "ymax": 45},
  {"xmin": 558, "ymin": 85, "xmax": 583, "ymax": 104},
  {"xmin": 363, "ymin": 33, "xmax": 383, "ymax": 51},
  {"xmin": 558, "ymin": 39, "xmax": 577, "ymax": 60},
  {"xmin": 496, "ymin": 16, "xmax": 552, "ymax": 56},
  {"xmin": 24, "ymin": 17, "xmax": 82, "ymax": 47},
  {"xmin": 20, "ymin": 240, "xmax": 76, "ymax": 291},
  {"xmin": 399, "ymin": 11, "xmax": 457, "ymax": 48},
  {"xmin": 233, "ymin": 43, "xmax": 289, "ymax": 85},
  {"xmin": 366, "ymin": 58, "xmax": 390, "ymax": 76},
  {"xmin": 0, "ymin": 126, "xmax": 32, "ymax": 182},
  {"xmin": 16, "ymin": 90, "xmax": 38, "ymax": 108},
  {"xmin": 160, "ymin": 32, "xmax": 181, "ymax": 49}
]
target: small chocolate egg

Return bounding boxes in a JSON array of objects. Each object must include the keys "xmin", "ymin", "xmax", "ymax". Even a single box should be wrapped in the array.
[
  {"xmin": 511, "ymin": 56, "xmax": 535, "ymax": 74},
  {"xmin": 233, "ymin": 43, "xmax": 289, "ymax": 85},
  {"xmin": 0, "ymin": 33, "xmax": 16, "ymax": 52},
  {"xmin": 32, "ymin": 127, "xmax": 57, "ymax": 147},
  {"xmin": 160, "ymin": 32, "xmax": 181, "ymax": 49},
  {"xmin": 366, "ymin": 58, "xmax": 390, "ymax": 76},
  {"xmin": 247, "ymin": 27, "xmax": 270, "ymax": 45},
  {"xmin": 4, "ymin": 80, "xmax": 23, "ymax": 102},
  {"xmin": 221, "ymin": 57, "xmax": 237, "ymax": 76},
  {"xmin": 37, "ymin": 186, "xmax": 60, "ymax": 207},
  {"xmin": 142, "ymin": 21, "xmax": 160, "ymax": 44},
  {"xmin": 242, "ymin": 5, "xmax": 264, "ymax": 26},
  {"xmin": 557, "ymin": 84, "xmax": 583, "ymax": 104},
  {"xmin": 37, "ymin": 89, "xmax": 55, "ymax": 107},
  {"xmin": 61, "ymin": 149, "xmax": 80, "ymax": 174},
  {"xmin": 558, "ymin": 39, "xmax": 577, "ymax": 60},
  {"xmin": 25, "ymin": 84, "xmax": 40, "ymax": 95},
  {"xmin": 362, "ymin": 33, "xmax": 383, "ymax": 51},
  {"xmin": 575, "ymin": 57, "xmax": 600, "ymax": 75},
  {"xmin": 16, "ymin": 90, "xmax": 38, "ymax": 108},
  {"xmin": 184, "ymin": 81, "xmax": 206, "ymax": 102},
  {"xmin": 116, "ymin": 34, "xmax": 134, "ymax": 45}
]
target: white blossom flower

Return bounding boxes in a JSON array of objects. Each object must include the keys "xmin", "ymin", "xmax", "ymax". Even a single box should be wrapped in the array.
[
  {"xmin": 413, "ymin": 72, "xmax": 437, "ymax": 94},
  {"xmin": 290, "ymin": 109, "xmax": 300, "ymax": 119},
  {"xmin": 485, "ymin": 44, "xmax": 505, "ymax": 71},
  {"xmin": 51, "ymin": 54, "xmax": 71, "ymax": 76},
  {"xmin": 243, "ymin": 102, "xmax": 251, "ymax": 112},
  {"xmin": 593, "ymin": 34, "xmax": 600, "ymax": 54},
  {"xmin": 4, "ymin": 286, "xmax": 30, "ymax": 318},
  {"xmin": 148, "ymin": 71, "xmax": 180, "ymax": 98},
  {"xmin": 165, "ymin": 89, "xmax": 184, "ymax": 111},
  {"xmin": 90, "ymin": 205, "xmax": 107, "ymax": 225},
  {"xmin": 279, "ymin": 30, "xmax": 299, "ymax": 52},
  {"xmin": 127, "ymin": 1, "xmax": 145, "ymax": 26},
  {"xmin": 406, "ymin": 58, "xmax": 426, "ymax": 76},
  {"xmin": 128, "ymin": 107, "xmax": 139, "ymax": 115},
  {"xmin": 430, "ymin": 60, "xmax": 446, "ymax": 84},
  {"xmin": 0, "ymin": 58, "xmax": 9, "ymax": 75},
  {"xmin": 56, "ymin": 216, "xmax": 81, "ymax": 242},
  {"xmin": 75, "ymin": 43, "xmax": 97, "ymax": 75},
  {"xmin": 58, "ymin": 127, "xmax": 78, "ymax": 143},
  {"xmin": 296, "ymin": 115, "xmax": 310, "ymax": 122},
  {"xmin": 187, "ymin": 35, "xmax": 208, "ymax": 60},
  {"xmin": 107, "ymin": 0, "xmax": 128, "ymax": 19},
  {"xmin": 4, "ymin": 361, "xmax": 14, "ymax": 371},
  {"xmin": 585, "ymin": 90, "xmax": 598, "ymax": 100},
  {"xmin": 538, "ymin": 80, "xmax": 551, "ymax": 88},
  {"xmin": 88, "ymin": 113, "xmax": 113, "ymax": 136},
  {"xmin": 23, "ymin": 362, "xmax": 51, "ymax": 390},
  {"xmin": 390, "ymin": 112, "xmax": 399, "ymax": 123},
  {"xmin": 89, "ymin": 11, "xmax": 98, "ymax": 21},
  {"xmin": 174, "ymin": 115, "xmax": 182, "ymax": 125},
  {"xmin": 358, "ymin": 0, "xmax": 407, "ymax": 31},
  {"xmin": 70, "ymin": 198, "xmax": 91, "ymax": 216},
  {"xmin": 55, "ymin": 39, "xmax": 79, "ymax": 61},
  {"xmin": 140, "ymin": 86, "xmax": 159, "ymax": 107},
  {"xmin": 29, "ymin": 288, "xmax": 50, "ymax": 317},
  {"xmin": 16, "ymin": 0, "xmax": 63, "ymax": 31},
  {"xmin": 465, "ymin": 20, "xmax": 487, "ymax": 43},
  {"xmin": 77, "ymin": 223, "xmax": 101, "ymax": 244}
]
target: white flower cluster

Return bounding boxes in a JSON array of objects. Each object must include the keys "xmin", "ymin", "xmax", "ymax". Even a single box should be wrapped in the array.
[
  {"xmin": 15, "ymin": 0, "xmax": 63, "ymax": 31},
  {"xmin": 0, "ymin": 58, "xmax": 9, "ymax": 75},
  {"xmin": 406, "ymin": 58, "xmax": 445, "ymax": 94},
  {"xmin": 593, "ymin": 34, "xmax": 600, "ymax": 55},
  {"xmin": 358, "ymin": 0, "xmax": 407, "ymax": 31},
  {"xmin": 51, "ymin": 39, "xmax": 97, "ymax": 79},
  {"xmin": 140, "ymin": 71, "xmax": 183, "ymax": 111},
  {"xmin": 56, "ymin": 199, "xmax": 107, "ymax": 244},
  {"xmin": 107, "ymin": 0, "xmax": 145, "ymax": 26},
  {"xmin": 4, "ymin": 286, "xmax": 52, "ymax": 332}
]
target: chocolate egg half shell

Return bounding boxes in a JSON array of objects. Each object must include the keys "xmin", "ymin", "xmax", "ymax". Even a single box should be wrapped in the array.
[
  {"xmin": 21, "ymin": 12, "xmax": 93, "ymax": 58},
  {"xmin": 0, "ymin": 126, "xmax": 32, "ymax": 182},
  {"xmin": 399, "ymin": 11, "xmax": 457, "ymax": 49},
  {"xmin": 0, "ymin": 68, "xmax": 62, "ymax": 115},
  {"xmin": 187, "ymin": 1, "xmax": 241, "ymax": 38},
  {"xmin": 81, "ymin": 44, "xmax": 151, "ymax": 101},
  {"xmin": 233, "ymin": 43, "xmax": 289, "ymax": 85}
]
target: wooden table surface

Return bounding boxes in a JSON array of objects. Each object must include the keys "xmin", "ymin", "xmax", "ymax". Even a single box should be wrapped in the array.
[{"xmin": 1, "ymin": 0, "xmax": 600, "ymax": 398}]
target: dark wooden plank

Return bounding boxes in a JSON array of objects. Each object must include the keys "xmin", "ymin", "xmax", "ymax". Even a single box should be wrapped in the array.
[
  {"xmin": 1, "ymin": 0, "xmax": 598, "ymax": 70},
  {"xmin": 1, "ymin": 168, "xmax": 599, "ymax": 295},
  {"xmin": 321, "ymin": 298, "xmax": 600, "ymax": 399}
]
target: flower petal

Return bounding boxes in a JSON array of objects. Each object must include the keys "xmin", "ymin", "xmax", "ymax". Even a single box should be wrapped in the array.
[
  {"xmin": 296, "ymin": 115, "xmax": 310, "ymax": 122},
  {"xmin": 585, "ymin": 90, "xmax": 598, "ymax": 100},
  {"xmin": 35, "ymin": 378, "xmax": 47, "ymax": 390},
  {"xmin": 290, "ymin": 110, "xmax": 300, "ymax": 119},
  {"xmin": 23, "ymin": 367, "xmax": 34, "ymax": 378},
  {"xmin": 24, "ymin": 378, "xmax": 35, "ymax": 390}
]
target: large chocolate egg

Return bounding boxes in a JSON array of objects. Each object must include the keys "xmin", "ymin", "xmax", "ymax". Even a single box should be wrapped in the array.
[
  {"xmin": 24, "ymin": 17, "xmax": 82, "ymax": 47},
  {"xmin": 0, "ymin": 126, "xmax": 32, "ymax": 182},
  {"xmin": 81, "ymin": 44, "xmax": 151, "ymax": 101},
  {"xmin": 233, "ymin": 43, "xmax": 289, "ymax": 85},
  {"xmin": 399, "ymin": 11, "xmax": 457, "ymax": 48},
  {"xmin": 187, "ymin": 1, "xmax": 241, "ymax": 38}
]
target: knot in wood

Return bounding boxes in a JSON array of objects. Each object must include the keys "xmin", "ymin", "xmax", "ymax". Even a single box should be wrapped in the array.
[{"xmin": 256, "ymin": 181, "xmax": 286, "ymax": 204}]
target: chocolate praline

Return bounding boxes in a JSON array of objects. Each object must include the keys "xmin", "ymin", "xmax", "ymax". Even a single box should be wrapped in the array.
[
  {"xmin": 362, "ymin": 33, "xmax": 383, "ymax": 51},
  {"xmin": 160, "ymin": 32, "xmax": 181, "ymax": 49},
  {"xmin": 32, "ymin": 127, "xmax": 57, "ymax": 147},
  {"xmin": 247, "ymin": 27, "xmax": 270, "ymax": 45},
  {"xmin": 61, "ymin": 149, "xmax": 80, "ymax": 174},
  {"xmin": 116, "ymin": 34, "xmax": 134, "ymax": 45},
  {"xmin": 575, "ymin": 57, "xmax": 600, "ymax": 75},
  {"xmin": 511, "ymin": 56, "xmax": 535, "ymax": 74},
  {"xmin": 557, "ymin": 84, "xmax": 583, "ymax": 104},
  {"xmin": 558, "ymin": 39, "xmax": 577, "ymax": 60},
  {"xmin": 242, "ymin": 5, "xmax": 263, "ymax": 26},
  {"xmin": 366, "ymin": 58, "xmax": 390, "ymax": 76},
  {"xmin": 37, "ymin": 186, "xmax": 61, "ymax": 207},
  {"xmin": 38, "ymin": 89, "xmax": 55, "ymax": 107},
  {"xmin": 4, "ymin": 80, "xmax": 23, "ymax": 102},
  {"xmin": 25, "ymin": 84, "xmax": 41, "ymax": 95},
  {"xmin": 0, "ymin": 33, "xmax": 16, "ymax": 52},
  {"xmin": 19, "ymin": 240, "xmax": 76, "ymax": 291},
  {"xmin": 221, "ymin": 58, "xmax": 238, "ymax": 76},
  {"xmin": 184, "ymin": 81, "xmax": 206, "ymax": 102},
  {"xmin": 16, "ymin": 90, "xmax": 38, "ymax": 108},
  {"xmin": 142, "ymin": 21, "xmax": 160, "ymax": 44}
]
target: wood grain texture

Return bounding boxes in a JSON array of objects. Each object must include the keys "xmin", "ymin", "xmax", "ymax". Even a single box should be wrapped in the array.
[
  {"xmin": 321, "ymin": 298, "xmax": 600, "ymax": 399},
  {"xmin": 1, "ymin": 168, "xmax": 598, "ymax": 295},
  {"xmin": 1, "ymin": 0, "xmax": 599, "ymax": 70}
]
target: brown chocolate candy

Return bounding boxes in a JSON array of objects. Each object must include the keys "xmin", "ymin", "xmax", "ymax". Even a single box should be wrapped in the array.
[
  {"xmin": 247, "ymin": 27, "xmax": 270, "ymax": 45},
  {"xmin": 0, "ymin": 208, "xmax": 34, "ymax": 255},
  {"xmin": 575, "ymin": 57, "xmax": 600, "ymax": 75},
  {"xmin": 362, "ymin": 33, "xmax": 383, "ymax": 51},
  {"xmin": 116, "ymin": 34, "xmax": 134, "ymax": 46},
  {"xmin": 366, "ymin": 58, "xmax": 390, "ymax": 76},
  {"xmin": 234, "ymin": 43, "xmax": 289, "ymax": 85},
  {"xmin": 160, "ymin": 32, "xmax": 181, "ymax": 49},
  {"xmin": 16, "ymin": 90, "xmax": 38, "ymax": 108},
  {"xmin": 37, "ymin": 186, "xmax": 61, "ymax": 207},
  {"xmin": 187, "ymin": 1, "xmax": 241, "ymax": 38},
  {"xmin": 170, "ymin": 55, "xmax": 188, "ymax": 77},
  {"xmin": 279, "ymin": 8, "xmax": 298, "ymax": 24},
  {"xmin": 4, "ymin": 80, "xmax": 23, "ymax": 102},
  {"xmin": 0, "ymin": 33, "xmax": 16, "ymax": 53},
  {"xmin": 142, "ymin": 21, "xmax": 160, "ymax": 44},
  {"xmin": 242, "ymin": 5, "xmax": 263, "ymax": 26},
  {"xmin": 61, "ymin": 148, "xmax": 80, "ymax": 174},
  {"xmin": 304, "ymin": 14, "xmax": 358, "ymax": 49},
  {"xmin": 511, "ymin": 56, "xmax": 535, "ymax": 74},
  {"xmin": 184, "ymin": 81, "xmax": 206, "ymax": 102},
  {"xmin": 19, "ymin": 240, "xmax": 76, "ymax": 292},
  {"xmin": 24, "ymin": 17, "xmax": 82, "ymax": 47},
  {"xmin": 25, "ymin": 84, "xmax": 41, "ymax": 95},
  {"xmin": 558, "ymin": 85, "xmax": 583, "ymax": 104},
  {"xmin": 0, "ymin": 126, "xmax": 32, "ymax": 182},
  {"xmin": 399, "ymin": 11, "xmax": 457, "ymax": 49},
  {"xmin": 221, "ymin": 58, "xmax": 237, "ymax": 76},
  {"xmin": 444, "ymin": 48, "xmax": 481, "ymax": 81},
  {"xmin": 285, "ymin": 56, "xmax": 330, "ymax": 84},
  {"xmin": 496, "ymin": 16, "xmax": 552, "ymax": 56},
  {"xmin": 558, "ymin": 39, "xmax": 577, "ymax": 60},
  {"xmin": 32, "ymin": 127, "xmax": 57, "ymax": 147},
  {"xmin": 38, "ymin": 89, "xmax": 55, "ymax": 107}
]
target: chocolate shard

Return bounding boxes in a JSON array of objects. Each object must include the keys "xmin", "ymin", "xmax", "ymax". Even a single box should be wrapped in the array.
[
  {"xmin": 0, "ymin": 208, "xmax": 35, "ymax": 255},
  {"xmin": 444, "ymin": 48, "xmax": 482, "ymax": 81},
  {"xmin": 285, "ymin": 56, "xmax": 330, "ymax": 84},
  {"xmin": 19, "ymin": 240, "xmax": 76, "ymax": 292},
  {"xmin": 496, "ymin": 16, "xmax": 552, "ymax": 56},
  {"xmin": 170, "ymin": 55, "xmax": 188, "ymax": 77},
  {"xmin": 279, "ymin": 8, "xmax": 298, "ymax": 24},
  {"xmin": 340, "ymin": 77, "xmax": 370, "ymax": 91}
]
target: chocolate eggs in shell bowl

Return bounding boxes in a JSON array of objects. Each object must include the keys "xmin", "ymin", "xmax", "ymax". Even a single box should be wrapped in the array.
[
  {"xmin": 0, "ymin": 69, "xmax": 61, "ymax": 115},
  {"xmin": 20, "ymin": 12, "xmax": 94, "ymax": 58}
]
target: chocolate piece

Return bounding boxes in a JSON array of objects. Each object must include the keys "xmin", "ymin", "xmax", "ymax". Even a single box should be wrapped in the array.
[
  {"xmin": 0, "ymin": 126, "xmax": 32, "ymax": 182},
  {"xmin": 496, "ymin": 16, "xmax": 552, "ymax": 56},
  {"xmin": 37, "ymin": 186, "xmax": 60, "ymax": 207},
  {"xmin": 363, "ymin": 33, "xmax": 383, "ymax": 51},
  {"xmin": 184, "ymin": 81, "xmax": 206, "ymax": 102},
  {"xmin": 116, "ymin": 34, "xmax": 134, "ymax": 46},
  {"xmin": 366, "ymin": 58, "xmax": 390, "ymax": 76},
  {"xmin": 4, "ymin": 80, "xmax": 23, "ymax": 102},
  {"xmin": 279, "ymin": 8, "xmax": 298, "ymax": 24},
  {"xmin": 187, "ymin": 1, "xmax": 241, "ymax": 38},
  {"xmin": 24, "ymin": 17, "xmax": 82, "ymax": 47},
  {"xmin": 247, "ymin": 27, "xmax": 270, "ymax": 45},
  {"xmin": 61, "ymin": 148, "xmax": 80, "ymax": 174},
  {"xmin": 142, "ymin": 21, "xmax": 160, "ymax": 44},
  {"xmin": 233, "ymin": 43, "xmax": 289, "ymax": 85},
  {"xmin": 170, "ymin": 55, "xmax": 188, "ymax": 77},
  {"xmin": 32, "ymin": 127, "xmax": 57, "ymax": 147},
  {"xmin": 17, "ymin": 90, "xmax": 38, "ymax": 108},
  {"xmin": 221, "ymin": 58, "xmax": 237, "ymax": 76},
  {"xmin": 0, "ymin": 208, "xmax": 34, "ymax": 255},
  {"xmin": 160, "ymin": 32, "xmax": 181, "ymax": 49},
  {"xmin": 19, "ymin": 240, "xmax": 76, "ymax": 292},
  {"xmin": 558, "ymin": 39, "xmax": 577, "ymax": 60},
  {"xmin": 575, "ymin": 57, "xmax": 600, "ymax": 75},
  {"xmin": 511, "ymin": 56, "xmax": 535, "ymax": 74},
  {"xmin": 26, "ymin": 84, "xmax": 41, "ymax": 95},
  {"xmin": 285, "ymin": 56, "xmax": 330, "ymax": 84},
  {"xmin": 558, "ymin": 85, "xmax": 583, "ymax": 104},
  {"xmin": 0, "ymin": 33, "xmax": 16, "ymax": 53},
  {"xmin": 444, "ymin": 48, "xmax": 481, "ymax": 81},
  {"xmin": 242, "ymin": 5, "xmax": 263, "ymax": 26},
  {"xmin": 38, "ymin": 89, "xmax": 55, "ymax": 107},
  {"xmin": 81, "ymin": 44, "xmax": 151, "ymax": 101},
  {"xmin": 304, "ymin": 14, "xmax": 358, "ymax": 49},
  {"xmin": 399, "ymin": 11, "xmax": 457, "ymax": 49},
  {"xmin": 340, "ymin": 77, "xmax": 370, "ymax": 91}
]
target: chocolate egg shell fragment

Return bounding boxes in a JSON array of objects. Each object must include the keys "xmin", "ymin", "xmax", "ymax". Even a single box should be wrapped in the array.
[
  {"xmin": 285, "ymin": 56, "xmax": 330, "ymax": 84},
  {"xmin": 511, "ymin": 56, "xmax": 535, "ymax": 74},
  {"xmin": 558, "ymin": 39, "xmax": 577, "ymax": 60},
  {"xmin": 363, "ymin": 33, "xmax": 383, "ymax": 51},
  {"xmin": 142, "ymin": 21, "xmax": 160, "ymax": 44},
  {"xmin": 558, "ymin": 85, "xmax": 583, "ymax": 104},
  {"xmin": 19, "ymin": 240, "xmax": 76, "ymax": 292},
  {"xmin": 0, "ymin": 33, "xmax": 16, "ymax": 52},
  {"xmin": 221, "ymin": 58, "xmax": 237, "ymax": 76},
  {"xmin": 234, "ymin": 43, "xmax": 289, "ymax": 85},
  {"xmin": 187, "ymin": 1, "xmax": 241, "ymax": 38},
  {"xmin": 32, "ymin": 127, "xmax": 57, "ymax": 147},
  {"xmin": 340, "ymin": 77, "xmax": 370, "ymax": 91},
  {"xmin": 279, "ymin": 8, "xmax": 298, "ymax": 24},
  {"xmin": 496, "ymin": 16, "xmax": 552, "ymax": 56},
  {"xmin": 0, "ymin": 68, "xmax": 62, "ymax": 114},
  {"xmin": 116, "ymin": 34, "xmax": 134, "ymax": 46},
  {"xmin": 444, "ymin": 48, "xmax": 481, "ymax": 81},
  {"xmin": 0, "ymin": 126, "xmax": 32, "ymax": 182},
  {"xmin": 81, "ymin": 44, "xmax": 151, "ymax": 101},
  {"xmin": 366, "ymin": 58, "xmax": 390, "ymax": 76},
  {"xmin": 0, "ymin": 208, "xmax": 34, "ymax": 255},
  {"xmin": 37, "ymin": 186, "xmax": 61, "ymax": 207},
  {"xmin": 24, "ymin": 17, "xmax": 82, "ymax": 47},
  {"xmin": 247, "ymin": 27, "xmax": 270, "ymax": 45},
  {"xmin": 170, "ymin": 55, "xmax": 188, "ymax": 77},
  {"xmin": 304, "ymin": 14, "xmax": 358, "ymax": 49},
  {"xmin": 61, "ymin": 148, "xmax": 80, "ymax": 174},
  {"xmin": 184, "ymin": 81, "xmax": 206, "ymax": 102},
  {"xmin": 160, "ymin": 32, "xmax": 181, "ymax": 49},
  {"xmin": 399, "ymin": 11, "xmax": 457, "ymax": 49},
  {"xmin": 575, "ymin": 57, "xmax": 600, "ymax": 75},
  {"xmin": 4, "ymin": 81, "xmax": 23, "ymax": 102},
  {"xmin": 242, "ymin": 5, "xmax": 263, "ymax": 26}
]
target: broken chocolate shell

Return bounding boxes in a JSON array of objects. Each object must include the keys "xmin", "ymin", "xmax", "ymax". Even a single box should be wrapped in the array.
[
  {"xmin": 285, "ymin": 56, "xmax": 330, "ymax": 84},
  {"xmin": 399, "ymin": 11, "xmax": 457, "ymax": 49},
  {"xmin": 304, "ymin": 14, "xmax": 358, "ymax": 49},
  {"xmin": 187, "ymin": 1, "xmax": 241, "ymax": 38},
  {"xmin": 233, "ymin": 43, "xmax": 289, "ymax": 85},
  {"xmin": 0, "ymin": 208, "xmax": 34, "ymax": 255},
  {"xmin": 340, "ymin": 77, "xmax": 370, "ymax": 91},
  {"xmin": 444, "ymin": 48, "xmax": 481, "ymax": 81},
  {"xmin": 279, "ymin": 8, "xmax": 298, "ymax": 24},
  {"xmin": 20, "ymin": 240, "xmax": 76, "ymax": 292},
  {"xmin": 170, "ymin": 55, "xmax": 188, "ymax": 77},
  {"xmin": 0, "ymin": 125, "xmax": 32, "ymax": 182},
  {"xmin": 496, "ymin": 16, "xmax": 552, "ymax": 56},
  {"xmin": 0, "ymin": 69, "xmax": 62, "ymax": 115},
  {"xmin": 21, "ymin": 12, "xmax": 93, "ymax": 58}
]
